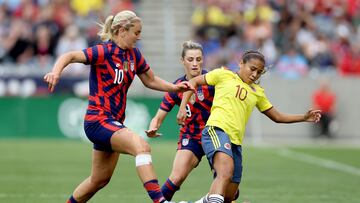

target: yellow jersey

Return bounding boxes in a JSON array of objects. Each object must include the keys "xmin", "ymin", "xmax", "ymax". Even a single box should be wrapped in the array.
[{"xmin": 205, "ymin": 68, "xmax": 273, "ymax": 145}]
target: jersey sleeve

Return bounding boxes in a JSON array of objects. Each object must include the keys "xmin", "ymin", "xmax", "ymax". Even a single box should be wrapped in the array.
[
  {"xmin": 160, "ymin": 91, "xmax": 180, "ymax": 112},
  {"xmin": 82, "ymin": 44, "xmax": 108, "ymax": 65},
  {"xmin": 205, "ymin": 68, "xmax": 223, "ymax": 86},
  {"xmin": 256, "ymin": 88, "xmax": 273, "ymax": 112},
  {"xmin": 134, "ymin": 48, "xmax": 150, "ymax": 74}
]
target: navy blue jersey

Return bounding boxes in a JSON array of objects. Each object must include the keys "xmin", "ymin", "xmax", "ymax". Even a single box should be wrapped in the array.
[
  {"xmin": 82, "ymin": 41, "xmax": 149, "ymax": 124},
  {"xmin": 160, "ymin": 70, "xmax": 214, "ymax": 140}
]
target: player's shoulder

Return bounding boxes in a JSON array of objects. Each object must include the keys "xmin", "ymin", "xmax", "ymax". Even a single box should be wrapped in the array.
[
  {"xmin": 250, "ymin": 83, "xmax": 266, "ymax": 93},
  {"xmin": 209, "ymin": 67, "xmax": 237, "ymax": 79},
  {"xmin": 212, "ymin": 66, "xmax": 235, "ymax": 74}
]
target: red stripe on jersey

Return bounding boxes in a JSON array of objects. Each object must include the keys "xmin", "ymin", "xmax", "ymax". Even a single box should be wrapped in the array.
[
  {"xmin": 96, "ymin": 45, "xmax": 105, "ymax": 63},
  {"xmin": 100, "ymin": 120, "xmax": 121, "ymax": 131},
  {"xmin": 87, "ymin": 106, "xmax": 99, "ymax": 111},
  {"xmin": 116, "ymin": 85, "xmax": 127, "ymax": 121},
  {"xmin": 85, "ymin": 114, "xmax": 100, "ymax": 121},
  {"xmin": 138, "ymin": 54, "xmax": 145, "ymax": 68},
  {"xmin": 86, "ymin": 48, "xmax": 93, "ymax": 63},
  {"xmin": 160, "ymin": 93, "xmax": 177, "ymax": 111},
  {"xmin": 96, "ymin": 67, "xmax": 104, "ymax": 102},
  {"xmin": 89, "ymin": 95, "xmax": 101, "ymax": 108}
]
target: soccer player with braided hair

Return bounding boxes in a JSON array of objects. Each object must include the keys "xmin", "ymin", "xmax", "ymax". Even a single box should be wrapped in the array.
[{"xmin": 177, "ymin": 50, "xmax": 321, "ymax": 203}]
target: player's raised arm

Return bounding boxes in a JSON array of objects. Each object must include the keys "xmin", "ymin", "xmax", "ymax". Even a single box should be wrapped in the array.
[
  {"xmin": 43, "ymin": 51, "xmax": 86, "ymax": 92},
  {"xmin": 263, "ymin": 107, "xmax": 321, "ymax": 123},
  {"xmin": 138, "ymin": 69, "xmax": 194, "ymax": 93}
]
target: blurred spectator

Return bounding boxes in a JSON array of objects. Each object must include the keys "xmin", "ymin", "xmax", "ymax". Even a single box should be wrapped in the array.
[
  {"xmin": 108, "ymin": 0, "xmax": 135, "ymax": 14},
  {"xmin": 312, "ymin": 78, "xmax": 337, "ymax": 138},
  {"xmin": 275, "ymin": 46, "xmax": 309, "ymax": 79},
  {"xmin": 191, "ymin": 0, "xmax": 360, "ymax": 77},
  {"xmin": 56, "ymin": 24, "xmax": 88, "ymax": 76},
  {"xmin": 70, "ymin": 0, "xmax": 103, "ymax": 17},
  {"xmin": 33, "ymin": 24, "xmax": 56, "ymax": 67},
  {"xmin": 2, "ymin": 18, "xmax": 33, "ymax": 64}
]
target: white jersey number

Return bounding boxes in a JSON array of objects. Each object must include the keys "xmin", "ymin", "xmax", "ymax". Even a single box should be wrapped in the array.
[
  {"xmin": 114, "ymin": 69, "xmax": 124, "ymax": 84},
  {"xmin": 185, "ymin": 104, "xmax": 192, "ymax": 117}
]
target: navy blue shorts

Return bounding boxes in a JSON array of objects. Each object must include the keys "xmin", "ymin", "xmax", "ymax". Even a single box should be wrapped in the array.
[
  {"xmin": 202, "ymin": 126, "xmax": 243, "ymax": 183},
  {"xmin": 84, "ymin": 118, "xmax": 125, "ymax": 152},
  {"xmin": 177, "ymin": 134, "xmax": 204, "ymax": 162}
]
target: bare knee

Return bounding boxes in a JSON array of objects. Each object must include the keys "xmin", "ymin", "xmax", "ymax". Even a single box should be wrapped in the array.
[
  {"xmin": 216, "ymin": 169, "xmax": 233, "ymax": 182},
  {"xmin": 213, "ymin": 153, "xmax": 234, "ymax": 183},
  {"xmin": 134, "ymin": 137, "xmax": 151, "ymax": 155},
  {"xmin": 214, "ymin": 163, "xmax": 234, "ymax": 182}
]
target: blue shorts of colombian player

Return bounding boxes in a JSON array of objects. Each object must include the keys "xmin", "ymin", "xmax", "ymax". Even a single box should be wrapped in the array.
[
  {"xmin": 201, "ymin": 126, "xmax": 243, "ymax": 183},
  {"xmin": 177, "ymin": 134, "xmax": 204, "ymax": 163},
  {"xmin": 84, "ymin": 116, "xmax": 125, "ymax": 152}
]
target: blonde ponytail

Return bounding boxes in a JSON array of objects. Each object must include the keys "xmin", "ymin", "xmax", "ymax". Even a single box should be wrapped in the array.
[
  {"xmin": 97, "ymin": 10, "xmax": 141, "ymax": 42},
  {"xmin": 98, "ymin": 15, "xmax": 114, "ymax": 41}
]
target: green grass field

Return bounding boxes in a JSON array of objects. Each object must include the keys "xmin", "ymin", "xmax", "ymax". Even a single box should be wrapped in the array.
[{"xmin": 1, "ymin": 139, "xmax": 359, "ymax": 203}]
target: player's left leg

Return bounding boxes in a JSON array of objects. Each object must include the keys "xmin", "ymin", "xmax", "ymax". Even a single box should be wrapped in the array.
[
  {"xmin": 69, "ymin": 150, "xmax": 119, "ymax": 203},
  {"xmin": 163, "ymin": 149, "xmax": 200, "ymax": 200},
  {"xmin": 224, "ymin": 183, "xmax": 239, "ymax": 203}
]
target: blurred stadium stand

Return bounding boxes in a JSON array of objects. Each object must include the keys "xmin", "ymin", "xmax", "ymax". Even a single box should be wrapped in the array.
[{"xmin": 0, "ymin": 0, "xmax": 359, "ymax": 141}]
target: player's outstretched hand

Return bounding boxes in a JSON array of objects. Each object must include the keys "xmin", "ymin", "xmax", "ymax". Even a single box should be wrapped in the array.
[
  {"xmin": 175, "ymin": 81, "xmax": 195, "ymax": 92},
  {"xmin": 145, "ymin": 128, "xmax": 162, "ymax": 138},
  {"xmin": 304, "ymin": 109, "xmax": 322, "ymax": 123},
  {"xmin": 44, "ymin": 72, "xmax": 60, "ymax": 92}
]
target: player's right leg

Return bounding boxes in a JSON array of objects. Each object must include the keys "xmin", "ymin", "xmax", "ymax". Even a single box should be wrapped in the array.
[
  {"xmin": 67, "ymin": 150, "xmax": 119, "ymax": 203},
  {"xmin": 110, "ymin": 127, "xmax": 167, "ymax": 203},
  {"xmin": 162, "ymin": 136, "xmax": 203, "ymax": 200},
  {"xmin": 224, "ymin": 143, "xmax": 242, "ymax": 203},
  {"xmin": 202, "ymin": 126, "xmax": 234, "ymax": 203}
]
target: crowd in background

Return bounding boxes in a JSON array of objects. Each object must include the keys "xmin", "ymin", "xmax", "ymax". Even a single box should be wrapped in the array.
[
  {"xmin": 0, "ymin": 0, "xmax": 139, "ymax": 75},
  {"xmin": 191, "ymin": 0, "xmax": 360, "ymax": 78},
  {"xmin": 0, "ymin": 0, "xmax": 141, "ymax": 96},
  {"xmin": 0, "ymin": 0, "xmax": 359, "ymax": 97}
]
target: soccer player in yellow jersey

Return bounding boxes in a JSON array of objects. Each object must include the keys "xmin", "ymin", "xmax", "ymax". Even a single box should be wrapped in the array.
[{"xmin": 177, "ymin": 50, "xmax": 321, "ymax": 203}]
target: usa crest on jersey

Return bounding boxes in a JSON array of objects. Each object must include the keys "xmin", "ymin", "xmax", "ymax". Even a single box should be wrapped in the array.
[
  {"xmin": 182, "ymin": 138, "xmax": 189, "ymax": 146},
  {"xmin": 130, "ymin": 61, "xmax": 135, "ymax": 71},
  {"xmin": 123, "ymin": 60, "xmax": 129, "ymax": 71},
  {"xmin": 197, "ymin": 88, "xmax": 204, "ymax": 101}
]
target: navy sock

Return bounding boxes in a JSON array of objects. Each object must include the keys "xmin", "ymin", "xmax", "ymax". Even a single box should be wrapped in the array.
[
  {"xmin": 161, "ymin": 178, "xmax": 180, "ymax": 200},
  {"xmin": 144, "ymin": 179, "xmax": 166, "ymax": 203},
  {"xmin": 66, "ymin": 195, "xmax": 78, "ymax": 203}
]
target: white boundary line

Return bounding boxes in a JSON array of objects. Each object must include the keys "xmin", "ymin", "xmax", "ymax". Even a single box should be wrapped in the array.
[{"xmin": 277, "ymin": 148, "xmax": 360, "ymax": 176}]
